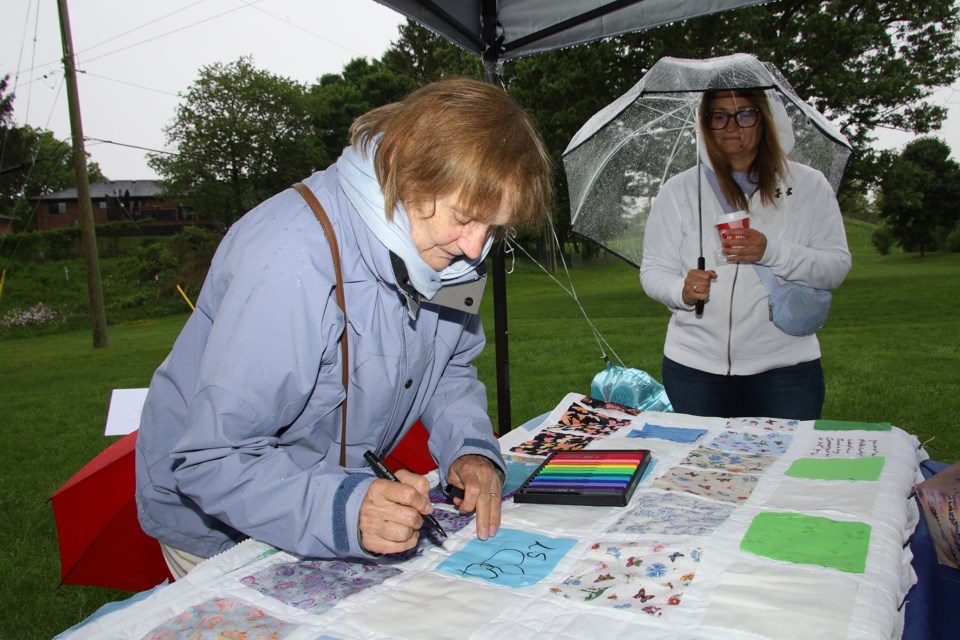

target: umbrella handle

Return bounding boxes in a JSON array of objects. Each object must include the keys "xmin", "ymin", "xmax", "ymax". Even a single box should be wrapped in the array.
[{"xmin": 695, "ymin": 256, "xmax": 705, "ymax": 318}]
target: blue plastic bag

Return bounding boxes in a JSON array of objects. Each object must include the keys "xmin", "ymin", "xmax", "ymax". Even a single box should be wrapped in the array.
[{"xmin": 590, "ymin": 362, "xmax": 672, "ymax": 412}]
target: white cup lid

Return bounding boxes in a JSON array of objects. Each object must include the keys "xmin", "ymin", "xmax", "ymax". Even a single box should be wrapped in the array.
[{"xmin": 716, "ymin": 210, "xmax": 749, "ymax": 225}]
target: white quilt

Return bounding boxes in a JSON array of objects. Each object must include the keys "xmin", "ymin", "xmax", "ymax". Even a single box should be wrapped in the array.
[{"xmin": 59, "ymin": 392, "xmax": 924, "ymax": 640}]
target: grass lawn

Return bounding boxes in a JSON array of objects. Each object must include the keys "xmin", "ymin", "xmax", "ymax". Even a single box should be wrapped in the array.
[{"xmin": 1, "ymin": 219, "xmax": 957, "ymax": 638}]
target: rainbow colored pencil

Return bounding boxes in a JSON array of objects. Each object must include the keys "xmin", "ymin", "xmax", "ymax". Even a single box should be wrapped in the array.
[{"xmin": 513, "ymin": 449, "xmax": 652, "ymax": 506}]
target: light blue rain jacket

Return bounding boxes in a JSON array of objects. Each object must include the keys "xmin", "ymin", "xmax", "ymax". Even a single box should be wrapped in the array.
[{"xmin": 135, "ymin": 166, "xmax": 503, "ymax": 560}]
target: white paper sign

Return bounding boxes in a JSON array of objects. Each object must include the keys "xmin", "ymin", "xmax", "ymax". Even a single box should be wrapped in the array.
[{"xmin": 104, "ymin": 388, "xmax": 149, "ymax": 436}]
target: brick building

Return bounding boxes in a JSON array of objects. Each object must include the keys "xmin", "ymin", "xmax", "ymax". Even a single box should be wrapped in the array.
[{"xmin": 30, "ymin": 180, "xmax": 201, "ymax": 232}]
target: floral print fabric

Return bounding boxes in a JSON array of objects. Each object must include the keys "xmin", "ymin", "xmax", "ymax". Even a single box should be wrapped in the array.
[
  {"xmin": 652, "ymin": 467, "xmax": 760, "ymax": 503},
  {"xmin": 680, "ymin": 446, "xmax": 778, "ymax": 474},
  {"xmin": 509, "ymin": 429, "xmax": 598, "ymax": 456},
  {"xmin": 550, "ymin": 541, "xmax": 702, "ymax": 617},
  {"xmin": 240, "ymin": 560, "xmax": 401, "ymax": 614},
  {"xmin": 725, "ymin": 417, "xmax": 800, "ymax": 432},
  {"xmin": 606, "ymin": 490, "xmax": 735, "ymax": 536},
  {"xmin": 707, "ymin": 430, "xmax": 793, "ymax": 456},
  {"xmin": 551, "ymin": 402, "xmax": 632, "ymax": 436},
  {"xmin": 141, "ymin": 597, "xmax": 294, "ymax": 640}
]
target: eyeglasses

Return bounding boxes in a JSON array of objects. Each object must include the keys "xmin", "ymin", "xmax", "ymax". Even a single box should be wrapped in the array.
[{"xmin": 705, "ymin": 109, "xmax": 761, "ymax": 130}]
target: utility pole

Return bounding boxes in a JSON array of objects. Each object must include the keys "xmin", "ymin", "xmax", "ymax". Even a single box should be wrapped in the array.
[{"xmin": 57, "ymin": 0, "xmax": 108, "ymax": 348}]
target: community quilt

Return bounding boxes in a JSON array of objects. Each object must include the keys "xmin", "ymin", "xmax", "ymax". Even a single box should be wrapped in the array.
[{"xmin": 58, "ymin": 392, "xmax": 923, "ymax": 640}]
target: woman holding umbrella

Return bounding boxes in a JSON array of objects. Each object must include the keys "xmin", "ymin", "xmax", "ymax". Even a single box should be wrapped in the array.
[{"xmin": 640, "ymin": 87, "xmax": 851, "ymax": 420}]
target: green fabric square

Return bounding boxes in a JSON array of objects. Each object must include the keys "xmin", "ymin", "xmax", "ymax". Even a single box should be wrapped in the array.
[
  {"xmin": 786, "ymin": 457, "xmax": 885, "ymax": 481},
  {"xmin": 814, "ymin": 419, "xmax": 891, "ymax": 431},
  {"xmin": 740, "ymin": 511, "xmax": 871, "ymax": 573}
]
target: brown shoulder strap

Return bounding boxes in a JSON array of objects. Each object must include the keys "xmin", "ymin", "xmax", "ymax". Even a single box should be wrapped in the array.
[{"xmin": 292, "ymin": 182, "xmax": 348, "ymax": 467}]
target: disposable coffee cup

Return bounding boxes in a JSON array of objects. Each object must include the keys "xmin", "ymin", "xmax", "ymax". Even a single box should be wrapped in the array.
[
  {"xmin": 716, "ymin": 210, "xmax": 750, "ymax": 241},
  {"xmin": 715, "ymin": 210, "xmax": 750, "ymax": 264}
]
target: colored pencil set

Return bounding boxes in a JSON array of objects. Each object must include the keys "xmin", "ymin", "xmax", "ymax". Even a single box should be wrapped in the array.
[{"xmin": 513, "ymin": 449, "xmax": 652, "ymax": 506}]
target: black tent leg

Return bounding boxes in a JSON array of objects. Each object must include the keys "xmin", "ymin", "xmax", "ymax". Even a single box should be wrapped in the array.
[
  {"xmin": 483, "ymin": 49, "xmax": 512, "ymax": 435},
  {"xmin": 492, "ymin": 240, "xmax": 511, "ymax": 435}
]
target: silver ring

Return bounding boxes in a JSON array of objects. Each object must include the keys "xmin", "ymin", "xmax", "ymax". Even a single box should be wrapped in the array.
[
  {"xmin": 693, "ymin": 284, "xmax": 701, "ymax": 292},
  {"xmin": 490, "ymin": 492, "xmax": 500, "ymax": 497}
]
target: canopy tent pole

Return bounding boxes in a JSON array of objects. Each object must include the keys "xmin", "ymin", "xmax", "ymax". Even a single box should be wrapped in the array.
[{"xmin": 481, "ymin": 1, "xmax": 513, "ymax": 435}]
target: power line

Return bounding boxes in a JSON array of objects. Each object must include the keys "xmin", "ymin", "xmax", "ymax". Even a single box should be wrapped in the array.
[
  {"xmin": 78, "ymin": 71, "xmax": 180, "ymax": 97},
  {"xmin": 84, "ymin": 137, "xmax": 177, "ymax": 156},
  {"xmin": 77, "ymin": 0, "xmax": 216, "ymax": 57},
  {"xmin": 76, "ymin": 2, "xmax": 262, "ymax": 66},
  {"xmin": 4, "ymin": 2, "xmax": 415, "ymax": 179},
  {"xmin": 238, "ymin": 0, "xmax": 389, "ymax": 62}
]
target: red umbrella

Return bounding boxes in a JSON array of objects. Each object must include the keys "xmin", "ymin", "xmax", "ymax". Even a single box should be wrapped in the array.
[{"xmin": 50, "ymin": 431, "xmax": 173, "ymax": 592}]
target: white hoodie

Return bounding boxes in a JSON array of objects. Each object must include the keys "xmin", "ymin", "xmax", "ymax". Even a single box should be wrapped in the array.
[{"xmin": 640, "ymin": 160, "xmax": 851, "ymax": 376}]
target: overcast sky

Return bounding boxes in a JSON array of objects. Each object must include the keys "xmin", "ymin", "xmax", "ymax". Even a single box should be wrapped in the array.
[
  {"xmin": 3, "ymin": 0, "xmax": 405, "ymax": 180},
  {"xmin": 3, "ymin": 0, "xmax": 958, "ymax": 182}
]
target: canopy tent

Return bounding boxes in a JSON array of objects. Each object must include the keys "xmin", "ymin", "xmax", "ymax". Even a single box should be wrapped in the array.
[
  {"xmin": 374, "ymin": 1, "xmax": 771, "ymax": 77},
  {"xmin": 373, "ymin": 0, "xmax": 772, "ymax": 432}
]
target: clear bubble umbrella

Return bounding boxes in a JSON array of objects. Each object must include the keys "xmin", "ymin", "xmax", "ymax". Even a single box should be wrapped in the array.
[{"xmin": 563, "ymin": 53, "xmax": 852, "ymax": 271}]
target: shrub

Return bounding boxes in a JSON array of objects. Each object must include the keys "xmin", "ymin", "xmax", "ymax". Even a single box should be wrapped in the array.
[
  {"xmin": 871, "ymin": 226, "xmax": 893, "ymax": 255},
  {"xmin": 0, "ymin": 302, "xmax": 59, "ymax": 329},
  {"xmin": 171, "ymin": 226, "xmax": 221, "ymax": 293},
  {"xmin": 945, "ymin": 226, "xmax": 960, "ymax": 253}
]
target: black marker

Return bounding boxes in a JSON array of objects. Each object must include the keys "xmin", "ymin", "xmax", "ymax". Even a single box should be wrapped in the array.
[
  {"xmin": 444, "ymin": 483, "xmax": 466, "ymax": 500},
  {"xmin": 363, "ymin": 450, "xmax": 447, "ymax": 538}
]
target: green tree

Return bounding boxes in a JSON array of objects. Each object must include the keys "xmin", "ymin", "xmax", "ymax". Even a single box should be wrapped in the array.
[
  {"xmin": 148, "ymin": 57, "xmax": 318, "ymax": 226},
  {"xmin": 0, "ymin": 74, "xmax": 12, "ymax": 121},
  {"xmin": 1, "ymin": 75, "xmax": 106, "ymax": 231},
  {"xmin": 879, "ymin": 137, "xmax": 960, "ymax": 255},
  {"xmin": 505, "ymin": 0, "xmax": 959, "ymax": 191},
  {"xmin": 380, "ymin": 22, "xmax": 483, "ymax": 83},
  {"xmin": 307, "ymin": 58, "xmax": 416, "ymax": 167},
  {"xmin": 837, "ymin": 184, "xmax": 878, "ymax": 223},
  {"xmin": 691, "ymin": 0, "xmax": 960, "ymax": 189}
]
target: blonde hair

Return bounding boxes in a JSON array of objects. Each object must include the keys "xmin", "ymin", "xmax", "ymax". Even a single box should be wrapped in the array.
[
  {"xmin": 700, "ymin": 89, "xmax": 787, "ymax": 209},
  {"xmin": 350, "ymin": 78, "xmax": 553, "ymax": 230}
]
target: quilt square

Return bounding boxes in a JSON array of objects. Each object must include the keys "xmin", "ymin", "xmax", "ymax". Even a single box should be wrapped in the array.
[
  {"xmin": 785, "ymin": 457, "xmax": 885, "ymax": 481},
  {"xmin": 605, "ymin": 491, "xmax": 735, "ymax": 536},
  {"xmin": 626, "ymin": 423, "xmax": 708, "ymax": 444},
  {"xmin": 551, "ymin": 402, "xmax": 632, "ymax": 436},
  {"xmin": 578, "ymin": 395, "xmax": 641, "ymax": 416},
  {"xmin": 652, "ymin": 467, "xmax": 760, "ymax": 503},
  {"xmin": 809, "ymin": 435, "xmax": 882, "ymax": 457},
  {"xmin": 550, "ymin": 540, "xmax": 702, "ymax": 617},
  {"xmin": 725, "ymin": 417, "xmax": 800, "ymax": 432},
  {"xmin": 358, "ymin": 573, "xmax": 516, "ymax": 640},
  {"xmin": 703, "ymin": 561, "xmax": 857, "ymax": 639},
  {"xmin": 740, "ymin": 511, "xmax": 871, "ymax": 573},
  {"xmin": 240, "ymin": 559, "xmax": 401, "ymax": 614},
  {"xmin": 707, "ymin": 430, "xmax": 792, "ymax": 456},
  {"xmin": 141, "ymin": 597, "xmax": 295, "ymax": 639},
  {"xmin": 509, "ymin": 430, "xmax": 599, "ymax": 456},
  {"xmin": 814, "ymin": 419, "xmax": 891, "ymax": 431},
  {"xmin": 680, "ymin": 446, "xmax": 778, "ymax": 474},
  {"xmin": 438, "ymin": 528, "xmax": 576, "ymax": 587}
]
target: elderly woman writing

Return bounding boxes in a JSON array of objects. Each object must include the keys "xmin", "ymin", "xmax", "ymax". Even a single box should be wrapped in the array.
[
  {"xmin": 640, "ymin": 87, "xmax": 851, "ymax": 420},
  {"xmin": 136, "ymin": 78, "xmax": 553, "ymax": 577}
]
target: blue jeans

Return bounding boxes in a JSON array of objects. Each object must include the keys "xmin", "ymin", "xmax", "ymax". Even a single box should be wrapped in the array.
[{"xmin": 661, "ymin": 356, "xmax": 825, "ymax": 420}]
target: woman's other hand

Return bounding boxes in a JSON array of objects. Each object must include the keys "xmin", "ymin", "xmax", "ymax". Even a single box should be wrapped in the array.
[
  {"xmin": 447, "ymin": 454, "xmax": 503, "ymax": 540},
  {"xmin": 683, "ymin": 269, "xmax": 718, "ymax": 306},
  {"xmin": 722, "ymin": 228, "xmax": 767, "ymax": 263}
]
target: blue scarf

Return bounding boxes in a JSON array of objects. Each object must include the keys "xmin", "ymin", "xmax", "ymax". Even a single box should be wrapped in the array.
[{"xmin": 336, "ymin": 140, "xmax": 493, "ymax": 299}]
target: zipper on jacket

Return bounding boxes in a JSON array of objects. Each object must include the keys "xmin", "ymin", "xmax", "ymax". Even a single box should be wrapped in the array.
[{"xmin": 726, "ymin": 264, "xmax": 740, "ymax": 375}]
